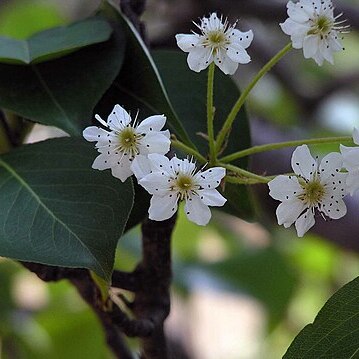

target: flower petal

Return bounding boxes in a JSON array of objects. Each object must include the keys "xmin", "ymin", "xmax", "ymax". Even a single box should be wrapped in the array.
[
  {"xmin": 131, "ymin": 155, "xmax": 151, "ymax": 180},
  {"xmin": 148, "ymin": 153, "xmax": 172, "ymax": 172},
  {"xmin": 295, "ymin": 209, "xmax": 315, "ymax": 237},
  {"xmin": 92, "ymin": 153, "xmax": 111, "ymax": 170},
  {"xmin": 107, "ymin": 104, "xmax": 131, "ymax": 131},
  {"xmin": 276, "ymin": 199, "xmax": 306, "ymax": 228},
  {"xmin": 148, "ymin": 194, "xmax": 178, "ymax": 221},
  {"xmin": 321, "ymin": 197, "xmax": 347, "ymax": 220},
  {"xmin": 83, "ymin": 126, "xmax": 110, "ymax": 143},
  {"xmin": 137, "ymin": 115, "xmax": 167, "ymax": 133},
  {"xmin": 187, "ymin": 47, "xmax": 212, "ymax": 73},
  {"xmin": 110, "ymin": 156, "xmax": 133, "ymax": 182},
  {"xmin": 268, "ymin": 175, "xmax": 303, "ymax": 201},
  {"xmin": 184, "ymin": 194, "xmax": 211, "ymax": 225},
  {"xmin": 287, "ymin": 1, "xmax": 311, "ymax": 22},
  {"xmin": 230, "ymin": 29, "xmax": 253, "ymax": 49},
  {"xmin": 175, "ymin": 34, "xmax": 201, "ymax": 52},
  {"xmin": 341, "ymin": 145, "xmax": 359, "ymax": 169},
  {"xmin": 303, "ymin": 34, "xmax": 320, "ymax": 60},
  {"xmin": 139, "ymin": 172, "xmax": 171, "ymax": 196},
  {"xmin": 353, "ymin": 128, "xmax": 359, "ymax": 145},
  {"xmin": 319, "ymin": 151, "xmax": 343, "ymax": 183},
  {"xmin": 214, "ymin": 49, "xmax": 239, "ymax": 74},
  {"xmin": 140, "ymin": 132, "xmax": 171, "ymax": 155},
  {"xmin": 346, "ymin": 170, "xmax": 359, "ymax": 195},
  {"xmin": 226, "ymin": 44, "xmax": 251, "ymax": 65},
  {"xmin": 291, "ymin": 145, "xmax": 317, "ymax": 180},
  {"xmin": 197, "ymin": 189, "xmax": 227, "ymax": 207},
  {"xmin": 195, "ymin": 167, "xmax": 225, "ymax": 189}
]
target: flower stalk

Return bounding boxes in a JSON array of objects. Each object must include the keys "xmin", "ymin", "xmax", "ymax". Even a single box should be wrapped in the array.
[
  {"xmin": 215, "ymin": 42, "xmax": 292, "ymax": 152},
  {"xmin": 220, "ymin": 136, "xmax": 353, "ymax": 163},
  {"xmin": 207, "ymin": 63, "xmax": 216, "ymax": 165}
]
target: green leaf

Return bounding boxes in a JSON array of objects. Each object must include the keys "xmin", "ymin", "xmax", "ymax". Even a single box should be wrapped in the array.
[
  {"xmin": 0, "ymin": 138, "xmax": 134, "ymax": 281},
  {"xmin": 284, "ymin": 276, "xmax": 359, "ymax": 359},
  {"xmin": 153, "ymin": 50, "xmax": 254, "ymax": 219},
  {"xmin": 0, "ymin": 17, "xmax": 113, "ymax": 64},
  {"xmin": 0, "ymin": 29, "xmax": 125, "ymax": 135},
  {"xmin": 100, "ymin": 0, "xmax": 193, "ymax": 147}
]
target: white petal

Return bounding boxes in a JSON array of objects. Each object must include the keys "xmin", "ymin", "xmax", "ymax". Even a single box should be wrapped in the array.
[
  {"xmin": 321, "ymin": 197, "xmax": 347, "ymax": 220},
  {"xmin": 276, "ymin": 200, "xmax": 306, "ymax": 228},
  {"xmin": 175, "ymin": 34, "xmax": 201, "ymax": 52},
  {"xmin": 287, "ymin": 1, "xmax": 311, "ymax": 22},
  {"xmin": 170, "ymin": 157, "xmax": 196, "ymax": 175},
  {"xmin": 226, "ymin": 44, "xmax": 251, "ymax": 65},
  {"xmin": 139, "ymin": 132, "xmax": 171, "ymax": 156},
  {"xmin": 207, "ymin": 13, "xmax": 222, "ymax": 32},
  {"xmin": 268, "ymin": 175, "xmax": 303, "ymax": 201},
  {"xmin": 230, "ymin": 29, "xmax": 253, "ymax": 49},
  {"xmin": 214, "ymin": 49, "xmax": 239, "ymax": 74},
  {"xmin": 295, "ymin": 209, "xmax": 315, "ymax": 237},
  {"xmin": 110, "ymin": 156, "xmax": 133, "ymax": 182},
  {"xmin": 303, "ymin": 34, "xmax": 320, "ymax": 60},
  {"xmin": 136, "ymin": 115, "xmax": 166, "ymax": 133},
  {"xmin": 187, "ymin": 47, "xmax": 212, "ymax": 73},
  {"xmin": 184, "ymin": 194, "xmax": 211, "ymax": 225},
  {"xmin": 291, "ymin": 145, "xmax": 317, "ymax": 180},
  {"xmin": 92, "ymin": 153, "xmax": 111, "ymax": 170},
  {"xmin": 139, "ymin": 172, "xmax": 171, "ymax": 196},
  {"xmin": 195, "ymin": 167, "xmax": 225, "ymax": 189},
  {"xmin": 107, "ymin": 104, "xmax": 131, "ymax": 131},
  {"xmin": 147, "ymin": 153, "xmax": 171, "ymax": 172},
  {"xmin": 323, "ymin": 172, "xmax": 347, "ymax": 199},
  {"xmin": 353, "ymin": 128, "xmax": 359, "ymax": 145},
  {"xmin": 130, "ymin": 155, "xmax": 151, "ymax": 180},
  {"xmin": 148, "ymin": 194, "xmax": 178, "ymax": 221},
  {"xmin": 328, "ymin": 33, "xmax": 343, "ymax": 52},
  {"xmin": 319, "ymin": 152, "xmax": 343, "ymax": 182},
  {"xmin": 319, "ymin": 39, "xmax": 334, "ymax": 64},
  {"xmin": 340, "ymin": 145, "xmax": 359, "ymax": 169},
  {"xmin": 346, "ymin": 170, "xmax": 359, "ymax": 195},
  {"xmin": 197, "ymin": 189, "xmax": 227, "ymax": 207},
  {"xmin": 83, "ymin": 126, "xmax": 110, "ymax": 143}
]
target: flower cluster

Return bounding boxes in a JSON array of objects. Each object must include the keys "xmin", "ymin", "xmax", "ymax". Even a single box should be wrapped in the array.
[
  {"xmin": 269, "ymin": 129, "xmax": 359, "ymax": 237},
  {"xmin": 83, "ymin": 104, "xmax": 227, "ymax": 225}
]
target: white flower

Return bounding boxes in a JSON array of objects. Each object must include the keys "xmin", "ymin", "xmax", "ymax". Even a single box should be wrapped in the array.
[
  {"xmin": 268, "ymin": 145, "xmax": 347, "ymax": 237},
  {"xmin": 340, "ymin": 128, "xmax": 359, "ymax": 195},
  {"xmin": 280, "ymin": 0, "xmax": 348, "ymax": 65},
  {"xmin": 132, "ymin": 154, "xmax": 227, "ymax": 225},
  {"xmin": 83, "ymin": 104, "xmax": 170, "ymax": 182},
  {"xmin": 175, "ymin": 13, "xmax": 253, "ymax": 75}
]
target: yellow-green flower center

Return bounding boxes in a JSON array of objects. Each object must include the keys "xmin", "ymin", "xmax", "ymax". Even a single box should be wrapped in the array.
[
  {"xmin": 118, "ymin": 127, "xmax": 142, "ymax": 157},
  {"xmin": 308, "ymin": 16, "xmax": 332, "ymax": 35},
  {"xmin": 299, "ymin": 179, "xmax": 325, "ymax": 205},
  {"xmin": 174, "ymin": 174, "xmax": 196, "ymax": 200}
]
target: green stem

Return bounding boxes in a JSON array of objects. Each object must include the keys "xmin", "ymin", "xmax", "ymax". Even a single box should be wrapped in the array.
[
  {"xmin": 216, "ymin": 42, "xmax": 292, "ymax": 152},
  {"xmin": 219, "ymin": 162, "xmax": 270, "ymax": 184},
  {"xmin": 207, "ymin": 63, "xmax": 216, "ymax": 165},
  {"xmin": 220, "ymin": 136, "xmax": 353, "ymax": 163},
  {"xmin": 171, "ymin": 139, "xmax": 207, "ymax": 163}
]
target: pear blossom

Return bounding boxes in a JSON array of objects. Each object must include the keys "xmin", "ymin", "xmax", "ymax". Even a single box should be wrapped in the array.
[
  {"xmin": 268, "ymin": 145, "xmax": 347, "ymax": 237},
  {"xmin": 340, "ymin": 128, "xmax": 359, "ymax": 195},
  {"xmin": 83, "ymin": 104, "xmax": 170, "ymax": 182},
  {"xmin": 131, "ymin": 154, "xmax": 227, "ymax": 225},
  {"xmin": 175, "ymin": 13, "xmax": 253, "ymax": 75},
  {"xmin": 280, "ymin": 0, "xmax": 348, "ymax": 65}
]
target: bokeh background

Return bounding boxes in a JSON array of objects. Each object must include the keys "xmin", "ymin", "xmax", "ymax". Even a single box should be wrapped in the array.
[{"xmin": 0, "ymin": 0, "xmax": 359, "ymax": 358}]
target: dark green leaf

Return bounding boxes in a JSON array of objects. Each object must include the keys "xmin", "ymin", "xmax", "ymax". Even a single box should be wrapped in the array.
[
  {"xmin": 0, "ymin": 29, "xmax": 125, "ymax": 135},
  {"xmin": 284, "ymin": 276, "xmax": 359, "ymax": 359},
  {"xmin": 100, "ymin": 0, "xmax": 193, "ymax": 148},
  {"xmin": 153, "ymin": 51, "xmax": 254, "ymax": 219},
  {"xmin": 0, "ymin": 17, "xmax": 113, "ymax": 64},
  {"xmin": 0, "ymin": 138, "xmax": 134, "ymax": 281}
]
